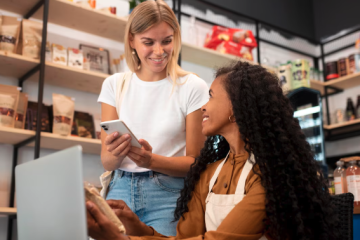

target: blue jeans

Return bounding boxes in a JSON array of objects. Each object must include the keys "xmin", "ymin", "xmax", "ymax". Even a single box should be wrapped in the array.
[{"xmin": 106, "ymin": 170, "xmax": 184, "ymax": 236}]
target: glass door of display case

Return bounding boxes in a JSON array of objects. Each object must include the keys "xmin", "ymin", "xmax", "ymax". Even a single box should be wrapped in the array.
[{"xmin": 287, "ymin": 87, "xmax": 326, "ymax": 164}]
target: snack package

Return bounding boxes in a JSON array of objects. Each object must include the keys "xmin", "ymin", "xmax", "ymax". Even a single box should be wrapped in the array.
[
  {"xmin": 337, "ymin": 58, "xmax": 349, "ymax": 77},
  {"xmin": 25, "ymin": 101, "xmax": 52, "ymax": 132},
  {"xmin": 278, "ymin": 63, "xmax": 292, "ymax": 93},
  {"xmin": 52, "ymin": 44, "xmax": 67, "ymax": 66},
  {"xmin": 0, "ymin": 84, "xmax": 20, "ymax": 128},
  {"xmin": 204, "ymin": 26, "xmax": 257, "ymax": 60},
  {"xmin": 71, "ymin": 111, "xmax": 96, "ymax": 138},
  {"xmin": 84, "ymin": 182, "xmax": 125, "ymax": 234},
  {"xmin": 291, "ymin": 59, "xmax": 310, "ymax": 89},
  {"xmin": 0, "ymin": 16, "xmax": 21, "ymax": 53},
  {"xmin": 52, "ymin": 93, "xmax": 75, "ymax": 136},
  {"xmin": 15, "ymin": 92, "xmax": 28, "ymax": 129},
  {"xmin": 22, "ymin": 19, "xmax": 42, "ymax": 59},
  {"xmin": 68, "ymin": 48, "xmax": 83, "ymax": 69}
]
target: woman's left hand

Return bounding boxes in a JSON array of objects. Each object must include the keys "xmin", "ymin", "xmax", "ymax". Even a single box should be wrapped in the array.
[
  {"xmin": 127, "ymin": 139, "xmax": 153, "ymax": 168},
  {"xmin": 86, "ymin": 201, "xmax": 129, "ymax": 240}
]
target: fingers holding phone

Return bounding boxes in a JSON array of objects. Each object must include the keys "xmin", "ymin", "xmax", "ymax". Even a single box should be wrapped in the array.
[{"xmin": 105, "ymin": 132, "xmax": 132, "ymax": 159}]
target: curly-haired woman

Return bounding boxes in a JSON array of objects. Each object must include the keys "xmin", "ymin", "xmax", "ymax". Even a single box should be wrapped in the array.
[{"xmin": 87, "ymin": 61, "xmax": 337, "ymax": 240}]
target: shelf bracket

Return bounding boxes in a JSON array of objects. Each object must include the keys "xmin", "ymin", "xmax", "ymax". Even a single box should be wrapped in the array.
[
  {"xmin": 24, "ymin": 0, "xmax": 45, "ymax": 19},
  {"xmin": 18, "ymin": 64, "xmax": 41, "ymax": 89},
  {"xmin": 321, "ymin": 85, "xmax": 343, "ymax": 98}
]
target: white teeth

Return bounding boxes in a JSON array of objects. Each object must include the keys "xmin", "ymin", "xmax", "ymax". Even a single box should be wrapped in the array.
[
  {"xmin": 203, "ymin": 117, "xmax": 209, "ymax": 122},
  {"xmin": 152, "ymin": 58, "xmax": 164, "ymax": 62}
]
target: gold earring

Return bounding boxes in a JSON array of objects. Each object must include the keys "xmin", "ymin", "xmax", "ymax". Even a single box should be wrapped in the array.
[{"xmin": 229, "ymin": 115, "xmax": 235, "ymax": 123}]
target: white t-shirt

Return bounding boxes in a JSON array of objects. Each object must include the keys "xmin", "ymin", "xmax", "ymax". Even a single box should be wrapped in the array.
[{"xmin": 98, "ymin": 73, "xmax": 209, "ymax": 172}]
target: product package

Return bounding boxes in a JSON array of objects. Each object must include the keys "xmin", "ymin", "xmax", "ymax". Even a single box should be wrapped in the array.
[
  {"xmin": 68, "ymin": 48, "xmax": 83, "ymax": 69},
  {"xmin": 0, "ymin": 84, "xmax": 20, "ymax": 128},
  {"xmin": 204, "ymin": 26, "xmax": 257, "ymax": 60},
  {"xmin": 22, "ymin": 19, "xmax": 42, "ymax": 59},
  {"xmin": 52, "ymin": 93, "xmax": 75, "ymax": 136},
  {"xmin": 325, "ymin": 61, "xmax": 339, "ymax": 81},
  {"xmin": 0, "ymin": 16, "xmax": 21, "ymax": 53},
  {"xmin": 52, "ymin": 44, "xmax": 67, "ymax": 66},
  {"xmin": 291, "ymin": 59, "xmax": 310, "ymax": 89},
  {"xmin": 84, "ymin": 182, "xmax": 125, "ymax": 233},
  {"xmin": 348, "ymin": 54, "xmax": 360, "ymax": 75},
  {"xmin": 71, "ymin": 111, "xmax": 96, "ymax": 138},
  {"xmin": 337, "ymin": 58, "xmax": 349, "ymax": 77},
  {"xmin": 278, "ymin": 63, "xmax": 292, "ymax": 93},
  {"xmin": 25, "ymin": 101, "xmax": 52, "ymax": 132},
  {"xmin": 15, "ymin": 92, "xmax": 28, "ymax": 129}
]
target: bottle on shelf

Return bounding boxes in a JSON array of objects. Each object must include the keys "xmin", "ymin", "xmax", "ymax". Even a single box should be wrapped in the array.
[
  {"xmin": 334, "ymin": 161, "xmax": 347, "ymax": 194},
  {"xmin": 346, "ymin": 160, "xmax": 360, "ymax": 206},
  {"xmin": 345, "ymin": 98, "xmax": 356, "ymax": 121},
  {"xmin": 356, "ymin": 95, "xmax": 360, "ymax": 119}
]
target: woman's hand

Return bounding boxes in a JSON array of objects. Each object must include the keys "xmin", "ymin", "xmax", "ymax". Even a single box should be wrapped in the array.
[
  {"xmin": 127, "ymin": 139, "xmax": 153, "ymax": 168},
  {"xmin": 107, "ymin": 200, "xmax": 154, "ymax": 236},
  {"xmin": 105, "ymin": 132, "xmax": 132, "ymax": 161},
  {"xmin": 86, "ymin": 201, "xmax": 129, "ymax": 240}
]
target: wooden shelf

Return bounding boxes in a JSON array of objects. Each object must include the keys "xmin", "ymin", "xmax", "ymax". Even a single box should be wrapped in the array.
[
  {"xmin": 324, "ymin": 118, "xmax": 360, "ymax": 130},
  {"xmin": 324, "ymin": 72, "xmax": 360, "ymax": 90},
  {"xmin": 0, "ymin": 51, "xmax": 39, "ymax": 79},
  {"xmin": 0, "ymin": 0, "xmax": 39, "ymax": 16},
  {"xmin": 0, "ymin": 207, "xmax": 17, "ymax": 216},
  {"xmin": 29, "ymin": 61, "xmax": 109, "ymax": 94},
  {"xmin": 310, "ymin": 80, "xmax": 325, "ymax": 95},
  {"xmin": 33, "ymin": 0, "xmax": 127, "ymax": 42},
  {"xmin": 0, "ymin": 127, "xmax": 101, "ymax": 155},
  {"xmin": 0, "ymin": 51, "xmax": 109, "ymax": 94}
]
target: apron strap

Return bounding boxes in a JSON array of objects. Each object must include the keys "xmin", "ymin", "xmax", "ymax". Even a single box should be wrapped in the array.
[
  {"xmin": 206, "ymin": 151, "xmax": 230, "ymax": 202},
  {"xmin": 234, "ymin": 154, "xmax": 255, "ymax": 203}
]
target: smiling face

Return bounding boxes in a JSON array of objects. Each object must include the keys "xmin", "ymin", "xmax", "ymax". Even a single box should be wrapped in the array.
[
  {"xmin": 201, "ymin": 75, "xmax": 234, "ymax": 136},
  {"xmin": 129, "ymin": 21, "xmax": 174, "ymax": 75}
]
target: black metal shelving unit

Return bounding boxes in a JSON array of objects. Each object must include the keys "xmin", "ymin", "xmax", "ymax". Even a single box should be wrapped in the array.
[
  {"xmin": 2, "ymin": 1, "xmax": 360, "ymax": 239},
  {"xmin": 6, "ymin": 1, "xmax": 50, "ymax": 240}
]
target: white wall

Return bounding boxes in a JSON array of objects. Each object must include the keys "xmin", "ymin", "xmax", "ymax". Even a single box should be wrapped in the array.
[{"xmin": 1, "ymin": 2, "xmax": 360, "ymax": 240}]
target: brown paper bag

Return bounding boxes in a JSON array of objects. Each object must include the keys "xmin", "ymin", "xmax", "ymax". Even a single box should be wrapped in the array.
[
  {"xmin": 22, "ymin": 19, "xmax": 42, "ymax": 59},
  {"xmin": 52, "ymin": 93, "xmax": 75, "ymax": 136},
  {"xmin": 0, "ymin": 84, "xmax": 20, "ymax": 127},
  {"xmin": 15, "ymin": 92, "xmax": 28, "ymax": 129},
  {"xmin": 0, "ymin": 16, "xmax": 21, "ymax": 53}
]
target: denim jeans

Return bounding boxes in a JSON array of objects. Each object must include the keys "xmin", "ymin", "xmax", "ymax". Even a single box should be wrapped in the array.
[{"xmin": 106, "ymin": 170, "xmax": 184, "ymax": 236}]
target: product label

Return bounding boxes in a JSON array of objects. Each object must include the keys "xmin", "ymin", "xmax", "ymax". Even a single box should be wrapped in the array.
[
  {"xmin": 0, "ymin": 35, "xmax": 16, "ymax": 44},
  {"xmin": 347, "ymin": 175, "xmax": 360, "ymax": 201},
  {"xmin": 334, "ymin": 177, "xmax": 344, "ymax": 194}
]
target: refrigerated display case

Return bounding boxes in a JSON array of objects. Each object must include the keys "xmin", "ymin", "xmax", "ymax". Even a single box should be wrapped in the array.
[{"xmin": 288, "ymin": 87, "xmax": 326, "ymax": 164}]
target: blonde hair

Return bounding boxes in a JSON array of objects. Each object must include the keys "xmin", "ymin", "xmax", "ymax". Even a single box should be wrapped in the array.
[{"xmin": 124, "ymin": 0, "xmax": 190, "ymax": 84}]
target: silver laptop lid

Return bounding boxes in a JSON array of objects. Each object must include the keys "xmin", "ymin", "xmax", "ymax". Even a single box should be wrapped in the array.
[{"xmin": 15, "ymin": 146, "xmax": 88, "ymax": 240}]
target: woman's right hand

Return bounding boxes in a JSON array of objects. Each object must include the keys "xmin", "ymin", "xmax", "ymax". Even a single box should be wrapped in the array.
[
  {"xmin": 105, "ymin": 132, "xmax": 132, "ymax": 160},
  {"xmin": 107, "ymin": 200, "xmax": 154, "ymax": 237}
]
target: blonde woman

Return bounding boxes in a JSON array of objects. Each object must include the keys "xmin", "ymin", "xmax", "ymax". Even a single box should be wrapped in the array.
[{"xmin": 97, "ymin": 0, "xmax": 208, "ymax": 236}]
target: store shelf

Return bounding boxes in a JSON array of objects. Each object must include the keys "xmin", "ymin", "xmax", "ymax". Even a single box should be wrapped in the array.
[
  {"xmin": 324, "ymin": 119, "xmax": 360, "ymax": 141},
  {"xmin": 0, "ymin": 127, "xmax": 101, "ymax": 155},
  {"xmin": 0, "ymin": 0, "xmax": 127, "ymax": 42},
  {"xmin": 324, "ymin": 119, "xmax": 360, "ymax": 130},
  {"xmin": 0, "ymin": 0, "xmax": 39, "ymax": 16},
  {"xmin": 324, "ymin": 72, "xmax": 360, "ymax": 90},
  {"xmin": 310, "ymin": 80, "xmax": 325, "ymax": 95},
  {"xmin": 0, "ymin": 51, "xmax": 109, "ymax": 94},
  {"xmin": 0, "ymin": 127, "xmax": 35, "ymax": 145},
  {"xmin": 0, "ymin": 208, "xmax": 17, "ymax": 216},
  {"xmin": 28, "ymin": 61, "xmax": 109, "ymax": 94},
  {"xmin": 34, "ymin": 0, "xmax": 127, "ymax": 42},
  {"xmin": 0, "ymin": 51, "xmax": 39, "ymax": 79}
]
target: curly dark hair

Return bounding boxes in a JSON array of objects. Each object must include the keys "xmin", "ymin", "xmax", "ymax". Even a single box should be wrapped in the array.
[{"xmin": 174, "ymin": 61, "xmax": 337, "ymax": 240}]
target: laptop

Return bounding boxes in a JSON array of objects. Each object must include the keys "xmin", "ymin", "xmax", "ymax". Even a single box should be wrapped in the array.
[{"xmin": 15, "ymin": 146, "xmax": 88, "ymax": 240}]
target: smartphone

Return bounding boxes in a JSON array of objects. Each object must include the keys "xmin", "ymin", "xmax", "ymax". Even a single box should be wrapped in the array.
[{"xmin": 100, "ymin": 119, "xmax": 142, "ymax": 148}]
